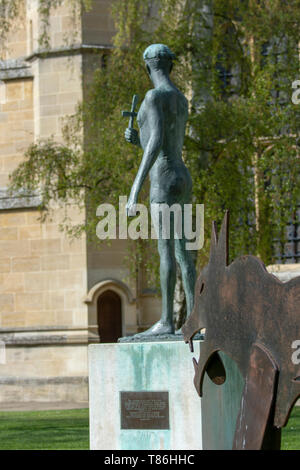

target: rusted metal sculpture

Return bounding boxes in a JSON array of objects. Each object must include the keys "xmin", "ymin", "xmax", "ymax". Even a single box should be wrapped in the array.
[{"xmin": 182, "ymin": 211, "xmax": 300, "ymax": 450}]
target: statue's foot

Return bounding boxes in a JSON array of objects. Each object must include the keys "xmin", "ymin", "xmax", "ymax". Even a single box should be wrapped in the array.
[
  {"xmin": 134, "ymin": 321, "xmax": 174, "ymax": 338},
  {"xmin": 175, "ymin": 327, "xmax": 183, "ymax": 335}
]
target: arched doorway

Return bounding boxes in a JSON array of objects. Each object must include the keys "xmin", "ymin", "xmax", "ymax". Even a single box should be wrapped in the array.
[{"xmin": 97, "ymin": 290, "xmax": 122, "ymax": 343}]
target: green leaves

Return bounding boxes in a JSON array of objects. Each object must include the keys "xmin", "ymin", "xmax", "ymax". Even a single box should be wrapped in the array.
[{"xmin": 4, "ymin": 0, "xmax": 300, "ymax": 271}]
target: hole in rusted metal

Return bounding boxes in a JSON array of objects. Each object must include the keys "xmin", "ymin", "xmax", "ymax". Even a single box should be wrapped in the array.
[{"xmin": 206, "ymin": 352, "xmax": 226, "ymax": 386}]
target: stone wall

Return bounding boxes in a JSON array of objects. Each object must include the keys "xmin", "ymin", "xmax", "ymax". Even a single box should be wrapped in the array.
[
  {"xmin": 0, "ymin": 78, "xmax": 34, "ymax": 187},
  {"xmin": 0, "ymin": 210, "xmax": 87, "ymax": 329},
  {"xmin": 0, "ymin": 0, "xmax": 162, "ymax": 404},
  {"xmin": 2, "ymin": 0, "xmax": 27, "ymax": 60},
  {"xmin": 0, "ymin": 0, "xmax": 89, "ymax": 404},
  {"xmin": 82, "ymin": 0, "xmax": 115, "ymax": 46}
]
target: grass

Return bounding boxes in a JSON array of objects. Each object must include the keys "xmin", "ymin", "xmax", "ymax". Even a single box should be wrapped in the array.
[
  {"xmin": 0, "ymin": 406, "xmax": 298, "ymax": 450},
  {"xmin": 0, "ymin": 408, "xmax": 89, "ymax": 450},
  {"xmin": 281, "ymin": 406, "xmax": 300, "ymax": 450}
]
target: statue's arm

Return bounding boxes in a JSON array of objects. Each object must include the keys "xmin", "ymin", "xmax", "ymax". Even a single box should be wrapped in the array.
[
  {"xmin": 127, "ymin": 91, "xmax": 163, "ymax": 214},
  {"xmin": 125, "ymin": 127, "xmax": 141, "ymax": 147}
]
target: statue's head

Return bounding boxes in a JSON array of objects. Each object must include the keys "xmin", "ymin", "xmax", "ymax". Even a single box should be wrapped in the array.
[{"xmin": 143, "ymin": 44, "xmax": 176, "ymax": 76}]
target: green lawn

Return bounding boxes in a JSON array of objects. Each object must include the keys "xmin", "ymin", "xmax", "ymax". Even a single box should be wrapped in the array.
[
  {"xmin": 0, "ymin": 408, "xmax": 89, "ymax": 450},
  {"xmin": 281, "ymin": 406, "xmax": 300, "ymax": 450},
  {"xmin": 0, "ymin": 406, "xmax": 298, "ymax": 450}
]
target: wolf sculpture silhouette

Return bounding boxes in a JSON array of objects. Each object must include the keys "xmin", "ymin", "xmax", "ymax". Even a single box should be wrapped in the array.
[{"xmin": 182, "ymin": 211, "xmax": 300, "ymax": 449}]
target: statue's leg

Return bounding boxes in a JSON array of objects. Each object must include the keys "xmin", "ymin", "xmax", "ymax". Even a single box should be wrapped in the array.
[
  {"xmin": 175, "ymin": 236, "xmax": 196, "ymax": 318},
  {"xmin": 127, "ymin": 208, "xmax": 176, "ymax": 338},
  {"xmin": 158, "ymin": 236, "xmax": 176, "ymax": 328}
]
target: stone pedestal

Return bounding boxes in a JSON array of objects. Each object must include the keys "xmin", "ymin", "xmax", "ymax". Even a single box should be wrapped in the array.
[
  {"xmin": 201, "ymin": 352, "xmax": 244, "ymax": 450},
  {"xmin": 88, "ymin": 340, "xmax": 202, "ymax": 450}
]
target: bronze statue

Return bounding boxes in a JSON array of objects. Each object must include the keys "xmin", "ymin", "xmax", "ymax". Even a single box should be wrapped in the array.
[{"xmin": 124, "ymin": 44, "xmax": 196, "ymax": 337}]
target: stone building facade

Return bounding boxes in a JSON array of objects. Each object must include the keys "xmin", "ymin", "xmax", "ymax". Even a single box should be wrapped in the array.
[
  {"xmin": 0, "ymin": 0, "xmax": 161, "ymax": 405},
  {"xmin": 0, "ymin": 1, "xmax": 298, "ymax": 407}
]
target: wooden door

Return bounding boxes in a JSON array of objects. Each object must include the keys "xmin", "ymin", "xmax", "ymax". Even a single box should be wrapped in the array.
[{"xmin": 97, "ymin": 290, "xmax": 122, "ymax": 343}]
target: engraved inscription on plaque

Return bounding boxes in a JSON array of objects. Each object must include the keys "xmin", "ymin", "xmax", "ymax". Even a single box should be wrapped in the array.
[{"xmin": 120, "ymin": 391, "xmax": 170, "ymax": 430}]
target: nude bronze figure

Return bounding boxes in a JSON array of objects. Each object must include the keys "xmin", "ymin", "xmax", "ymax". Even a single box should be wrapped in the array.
[{"xmin": 124, "ymin": 44, "xmax": 196, "ymax": 337}]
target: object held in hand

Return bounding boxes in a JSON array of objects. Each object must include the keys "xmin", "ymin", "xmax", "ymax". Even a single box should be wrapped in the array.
[{"xmin": 122, "ymin": 94, "xmax": 139, "ymax": 129}]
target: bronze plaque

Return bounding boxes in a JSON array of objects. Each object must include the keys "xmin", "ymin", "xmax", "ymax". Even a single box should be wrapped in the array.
[{"xmin": 120, "ymin": 391, "xmax": 170, "ymax": 430}]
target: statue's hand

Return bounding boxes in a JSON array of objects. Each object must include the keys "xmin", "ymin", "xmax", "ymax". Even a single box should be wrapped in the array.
[
  {"xmin": 126, "ymin": 195, "xmax": 138, "ymax": 217},
  {"xmin": 125, "ymin": 128, "xmax": 140, "ymax": 146}
]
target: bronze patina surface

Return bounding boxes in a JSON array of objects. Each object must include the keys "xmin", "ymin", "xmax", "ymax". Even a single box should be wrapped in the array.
[{"xmin": 123, "ymin": 44, "xmax": 196, "ymax": 339}]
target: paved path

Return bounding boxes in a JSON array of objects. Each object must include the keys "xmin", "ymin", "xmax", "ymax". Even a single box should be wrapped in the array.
[
  {"xmin": 0, "ymin": 401, "xmax": 89, "ymax": 411},
  {"xmin": 0, "ymin": 399, "xmax": 298, "ymax": 412}
]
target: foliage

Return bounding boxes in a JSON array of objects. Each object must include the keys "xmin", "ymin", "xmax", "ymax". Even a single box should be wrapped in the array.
[{"xmin": 5, "ymin": 0, "xmax": 300, "ymax": 278}]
